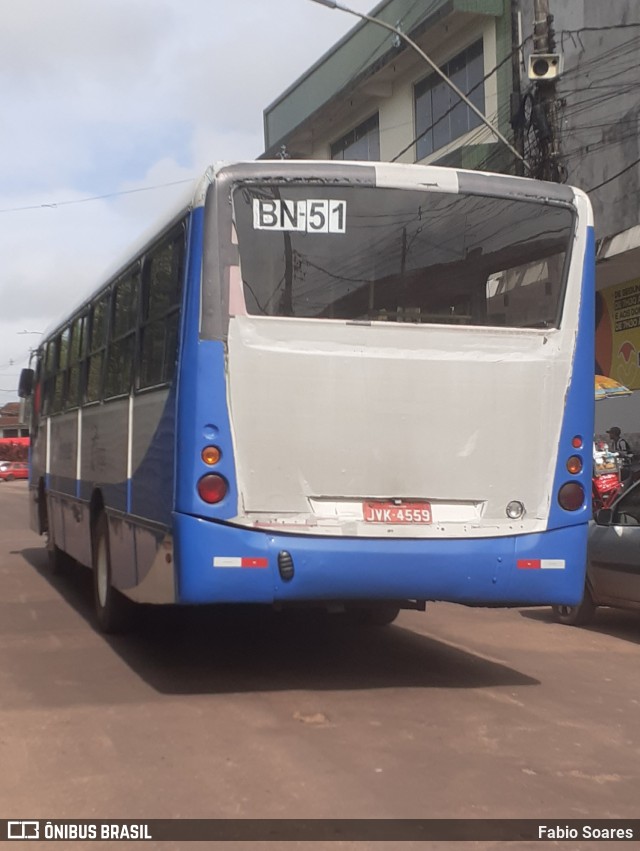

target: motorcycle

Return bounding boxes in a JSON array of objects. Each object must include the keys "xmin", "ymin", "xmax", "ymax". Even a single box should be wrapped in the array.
[{"xmin": 592, "ymin": 442, "xmax": 623, "ymax": 513}]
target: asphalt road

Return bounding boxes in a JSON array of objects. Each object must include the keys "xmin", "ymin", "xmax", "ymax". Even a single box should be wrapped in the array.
[{"xmin": 1, "ymin": 482, "xmax": 639, "ymax": 850}]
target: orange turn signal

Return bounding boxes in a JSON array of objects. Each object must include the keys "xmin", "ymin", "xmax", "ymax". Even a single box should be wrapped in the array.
[
  {"xmin": 566, "ymin": 455, "xmax": 583, "ymax": 475},
  {"xmin": 201, "ymin": 446, "xmax": 221, "ymax": 466}
]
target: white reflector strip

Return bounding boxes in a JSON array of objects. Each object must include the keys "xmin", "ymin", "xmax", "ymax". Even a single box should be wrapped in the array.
[
  {"xmin": 213, "ymin": 557, "xmax": 268, "ymax": 569},
  {"xmin": 517, "ymin": 558, "xmax": 566, "ymax": 570}
]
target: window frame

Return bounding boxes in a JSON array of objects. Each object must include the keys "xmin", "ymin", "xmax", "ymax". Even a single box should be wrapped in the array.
[
  {"xmin": 414, "ymin": 39, "xmax": 485, "ymax": 161},
  {"xmin": 104, "ymin": 265, "xmax": 141, "ymax": 401},
  {"xmin": 137, "ymin": 223, "xmax": 186, "ymax": 392},
  {"xmin": 66, "ymin": 313, "xmax": 88, "ymax": 411},
  {"xmin": 331, "ymin": 113, "xmax": 380, "ymax": 162},
  {"xmin": 85, "ymin": 292, "xmax": 110, "ymax": 405}
]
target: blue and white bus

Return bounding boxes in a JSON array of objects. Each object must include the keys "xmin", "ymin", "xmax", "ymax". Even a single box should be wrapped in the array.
[{"xmin": 19, "ymin": 161, "xmax": 594, "ymax": 632}]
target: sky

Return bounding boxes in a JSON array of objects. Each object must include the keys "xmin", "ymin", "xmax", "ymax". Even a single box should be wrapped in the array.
[{"xmin": 0, "ymin": 0, "xmax": 375, "ymax": 405}]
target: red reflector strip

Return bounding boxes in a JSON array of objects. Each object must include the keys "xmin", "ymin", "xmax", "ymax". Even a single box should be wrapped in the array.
[
  {"xmin": 517, "ymin": 559, "xmax": 566, "ymax": 570},
  {"xmin": 213, "ymin": 557, "xmax": 268, "ymax": 569},
  {"xmin": 518, "ymin": 559, "xmax": 541, "ymax": 569}
]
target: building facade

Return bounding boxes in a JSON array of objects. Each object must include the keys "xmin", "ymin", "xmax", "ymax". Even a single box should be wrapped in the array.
[
  {"xmin": 263, "ymin": 0, "xmax": 640, "ymax": 443},
  {"xmin": 0, "ymin": 402, "xmax": 28, "ymax": 439},
  {"xmin": 262, "ymin": 0, "xmax": 518, "ymax": 174}
]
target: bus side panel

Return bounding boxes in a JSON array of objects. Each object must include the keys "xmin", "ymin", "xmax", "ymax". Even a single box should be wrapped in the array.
[
  {"xmin": 108, "ymin": 514, "xmax": 138, "ymax": 591},
  {"xmin": 62, "ymin": 498, "xmax": 92, "ymax": 568},
  {"xmin": 547, "ymin": 226, "xmax": 595, "ymax": 531},
  {"xmin": 174, "ymin": 340, "xmax": 239, "ymax": 520},
  {"xmin": 173, "ymin": 513, "xmax": 586, "ymax": 606},
  {"xmin": 49, "ymin": 412, "xmax": 78, "ymax": 496},
  {"xmin": 175, "ymin": 202, "xmax": 239, "ymax": 523},
  {"xmin": 130, "ymin": 388, "xmax": 175, "ymax": 526},
  {"xmin": 79, "ymin": 401, "xmax": 128, "ymax": 511}
]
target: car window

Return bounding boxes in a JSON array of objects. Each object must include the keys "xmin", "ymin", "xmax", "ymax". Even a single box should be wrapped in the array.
[{"xmin": 613, "ymin": 485, "xmax": 640, "ymax": 525}]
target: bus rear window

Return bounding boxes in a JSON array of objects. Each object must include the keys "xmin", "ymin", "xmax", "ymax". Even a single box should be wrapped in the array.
[{"xmin": 232, "ymin": 185, "xmax": 574, "ymax": 329}]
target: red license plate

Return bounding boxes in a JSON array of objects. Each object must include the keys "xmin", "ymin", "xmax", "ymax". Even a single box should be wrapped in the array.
[{"xmin": 363, "ymin": 501, "xmax": 432, "ymax": 524}]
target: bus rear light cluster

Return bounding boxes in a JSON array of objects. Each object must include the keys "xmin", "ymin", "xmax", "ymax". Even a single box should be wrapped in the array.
[
  {"xmin": 558, "ymin": 482, "xmax": 584, "ymax": 511},
  {"xmin": 197, "ymin": 474, "xmax": 228, "ymax": 504},
  {"xmin": 571, "ymin": 435, "xmax": 583, "ymax": 449}
]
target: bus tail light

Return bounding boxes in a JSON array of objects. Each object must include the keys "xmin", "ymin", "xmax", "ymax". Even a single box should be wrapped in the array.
[
  {"xmin": 197, "ymin": 474, "xmax": 228, "ymax": 504},
  {"xmin": 558, "ymin": 482, "xmax": 584, "ymax": 511}
]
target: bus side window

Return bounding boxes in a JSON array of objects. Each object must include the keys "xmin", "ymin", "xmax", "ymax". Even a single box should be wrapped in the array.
[
  {"xmin": 86, "ymin": 294, "xmax": 109, "ymax": 403},
  {"xmin": 52, "ymin": 327, "xmax": 70, "ymax": 413},
  {"xmin": 105, "ymin": 268, "xmax": 140, "ymax": 399},
  {"xmin": 42, "ymin": 338, "xmax": 57, "ymax": 416},
  {"xmin": 67, "ymin": 314, "xmax": 87, "ymax": 410},
  {"xmin": 139, "ymin": 225, "xmax": 186, "ymax": 390}
]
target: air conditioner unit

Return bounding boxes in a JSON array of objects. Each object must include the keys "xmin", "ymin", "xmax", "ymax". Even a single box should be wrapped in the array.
[{"xmin": 527, "ymin": 53, "xmax": 563, "ymax": 81}]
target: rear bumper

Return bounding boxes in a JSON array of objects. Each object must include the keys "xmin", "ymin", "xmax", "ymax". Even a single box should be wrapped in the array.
[{"xmin": 174, "ymin": 513, "xmax": 587, "ymax": 607}]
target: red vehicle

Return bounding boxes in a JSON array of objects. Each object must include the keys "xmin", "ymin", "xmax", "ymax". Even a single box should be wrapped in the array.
[
  {"xmin": 0, "ymin": 461, "xmax": 29, "ymax": 482},
  {"xmin": 592, "ymin": 443, "xmax": 623, "ymax": 512}
]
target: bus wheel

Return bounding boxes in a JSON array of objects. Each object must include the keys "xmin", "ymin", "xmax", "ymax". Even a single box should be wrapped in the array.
[
  {"xmin": 552, "ymin": 586, "xmax": 596, "ymax": 627},
  {"xmin": 92, "ymin": 512, "xmax": 133, "ymax": 634},
  {"xmin": 348, "ymin": 605, "xmax": 401, "ymax": 626}
]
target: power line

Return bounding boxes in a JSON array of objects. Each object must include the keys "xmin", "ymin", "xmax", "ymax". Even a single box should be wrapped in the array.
[
  {"xmin": 0, "ymin": 177, "xmax": 196, "ymax": 215},
  {"xmin": 587, "ymin": 155, "xmax": 640, "ymax": 194}
]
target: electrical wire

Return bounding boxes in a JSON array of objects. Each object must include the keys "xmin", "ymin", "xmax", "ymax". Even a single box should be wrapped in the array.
[
  {"xmin": 0, "ymin": 177, "xmax": 197, "ymax": 215},
  {"xmin": 587, "ymin": 155, "xmax": 640, "ymax": 194}
]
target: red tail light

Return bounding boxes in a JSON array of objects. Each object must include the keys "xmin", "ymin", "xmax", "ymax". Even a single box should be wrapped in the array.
[
  {"xmin": 558, "ymin": 482, "xmax": 585, "ymax": 511},
  {"xmin": 197, "ymin": 474, "xmax": 228, "ymax": 504}
]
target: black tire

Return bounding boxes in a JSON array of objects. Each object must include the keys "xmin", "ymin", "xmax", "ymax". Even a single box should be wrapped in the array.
[
  {"xmin": 92, "ymin": 512, "xmax": 133, "ymax": 634},
  {"xmin": 552, "ymin": 586, "xmax": 596, "ymax": 626},
  {"xmin": 6, "ymin": 475, "xmax": 14, "ymax": 482},
  {"xmin": 346, "ymin": 604, "xmax": 401, "ymax": 626}
]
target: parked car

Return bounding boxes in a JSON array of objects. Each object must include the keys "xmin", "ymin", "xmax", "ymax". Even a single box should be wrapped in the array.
[
  {"xmin": 0, "ymin": 461, "xmax": 28, "ymax": 482},
  {"xmin": 553, "ymin": 480, "xmax": 640, "ymax": 625}
]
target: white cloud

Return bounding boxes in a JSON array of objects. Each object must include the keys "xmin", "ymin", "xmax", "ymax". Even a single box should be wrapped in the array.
[{"xmin": 0, "ymin": 0, "xmax": 374, "ymax": 402}]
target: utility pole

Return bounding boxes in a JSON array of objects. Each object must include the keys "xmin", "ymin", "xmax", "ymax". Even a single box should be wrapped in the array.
[
  {"xmin": 510, "ymin": 0, "xmax": 525, "ymax": 175},
  {"xmin": 530, "ymin": 0, "xmax": 564, "ymax": 182}
]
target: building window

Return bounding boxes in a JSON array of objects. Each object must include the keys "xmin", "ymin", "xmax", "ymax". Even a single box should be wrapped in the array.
[
  {"xmin": 331, "ymin": 113, "xmax": 380, "ymax": 161},
  {"xmin": 414, "ymin": 40, "xmax": 485, "ymax": 160}
]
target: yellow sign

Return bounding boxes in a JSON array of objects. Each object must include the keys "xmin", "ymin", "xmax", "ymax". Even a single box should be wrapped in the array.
[{"xmin": 596, "ymin": 278, "xmax": 640, "ymax": 390}]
